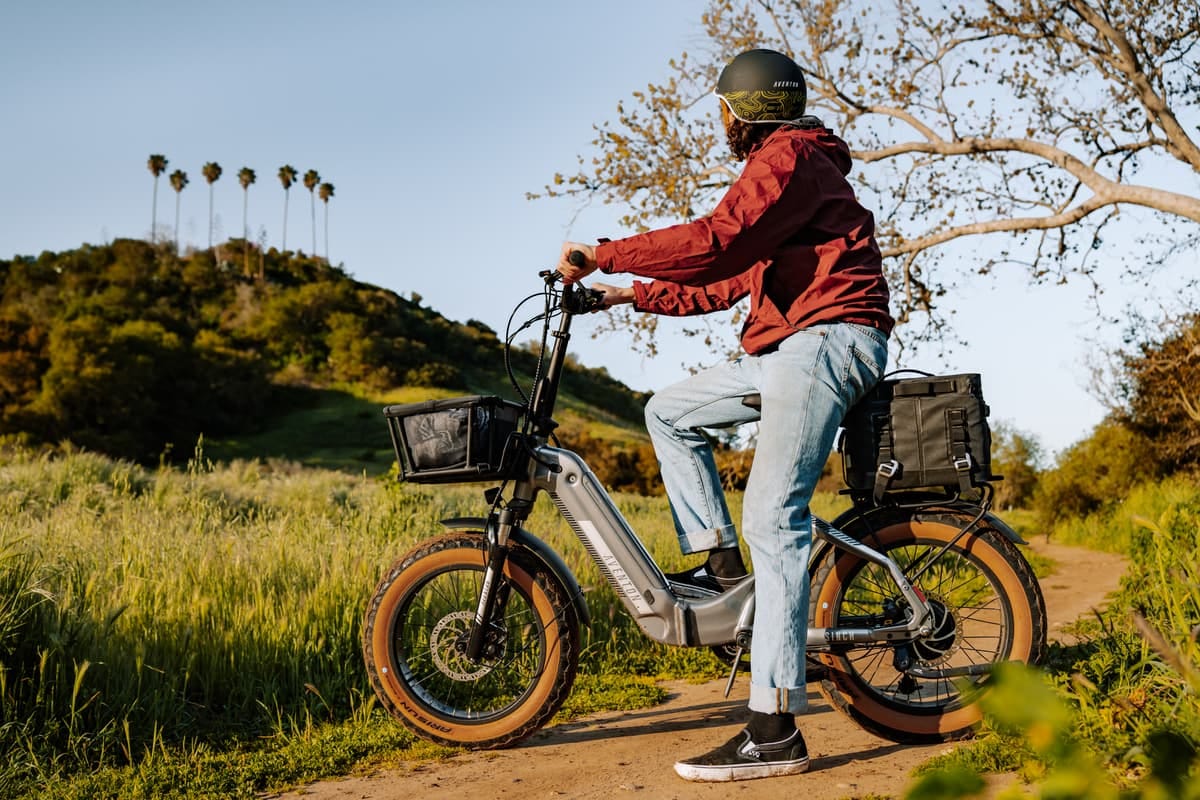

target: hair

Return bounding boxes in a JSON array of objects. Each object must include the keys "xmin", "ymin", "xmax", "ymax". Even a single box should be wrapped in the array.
[{"xmin": 723, "ymin": 114, "xmax": 783, "ymax": 161}]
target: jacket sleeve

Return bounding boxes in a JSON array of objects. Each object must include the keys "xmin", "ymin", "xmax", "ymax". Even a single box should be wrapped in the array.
[
  {"xmin": 595, "ymin": 136, "xmax": 826, "ymax": 285},
  {"xmin": 632, "ymin": 270, "xmax": 754, "ymax": 317}
]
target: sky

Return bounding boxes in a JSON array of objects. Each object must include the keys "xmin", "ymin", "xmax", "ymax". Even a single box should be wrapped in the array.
[{"xmin": 3, "ymin": 0, "xmax": 1185, "ymax": 460}]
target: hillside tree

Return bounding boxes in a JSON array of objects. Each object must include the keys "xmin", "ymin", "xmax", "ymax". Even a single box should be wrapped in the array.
[
  {"xmin": 202, "ymin": 161, "xmax": 222, "ymax": 248},
  {"xmin": 319, "ymin": 182, "xmax": 335, "ymax": 262},
  {"xmin": 169, "ymin": 169, "xmax": 188, "ymax": 256},
  {"xmin": 538, "ymin": 0, "xmax": 1200, "ymax": 351},
  {"xmin": 238, "ymin": 167, "xmax": 256, "ymax": 276},
  {"xmin": 147, "ymin": 154, "xmax": 168, "ymax": 243},
  {"xmin": 303, "ymin": 169, "xmax": 320, "ymax": 255},
  {"xmin": 278, "ymin": 164, "xmax": 298, "ymax": 252}
]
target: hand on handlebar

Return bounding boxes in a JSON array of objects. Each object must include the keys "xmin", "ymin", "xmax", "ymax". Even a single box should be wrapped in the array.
[
  {"xmin": 590, "ymin": 282, "xmax": 634, "ymax": 309},
  {"xmin": 557, "ymin": 242, "xmax": 598, "ymax": 284}
]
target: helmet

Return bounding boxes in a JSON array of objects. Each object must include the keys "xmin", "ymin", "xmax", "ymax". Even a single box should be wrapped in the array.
[{"xmin": 715, "ymin": 48, "xmax": 807, "ymax": 124}]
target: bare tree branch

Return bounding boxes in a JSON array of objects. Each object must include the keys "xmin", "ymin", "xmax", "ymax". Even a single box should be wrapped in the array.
[{"xmin": 538, "ymin": 0, "xmax": 1200, "ymax": 352}]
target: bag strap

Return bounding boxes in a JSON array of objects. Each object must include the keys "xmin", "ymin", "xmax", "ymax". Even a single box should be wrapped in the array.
[
  {"xmin": 872, "ymin": 412, "xmax": 899, "ymax": 504},
  {"xmin": 892, "ymin": 377, "xmax": 962, "ymax": 397},
  {"xmin": 883, "ymin": 368, "xmax": 933, "ymax": 380},
  {"xmin": 946, "ymin": 407, "xmax": 974, "ymax": 493}
]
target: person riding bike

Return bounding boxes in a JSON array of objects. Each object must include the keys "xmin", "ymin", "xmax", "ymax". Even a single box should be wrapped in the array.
[{"xmin": 557, "ymin": 47, "xmax": 894, "ymax": 782}]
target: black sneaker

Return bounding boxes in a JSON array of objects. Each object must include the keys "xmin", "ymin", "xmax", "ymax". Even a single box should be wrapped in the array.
[
  {"xmin": 674, "ymin": 727, "xmax": 810, "ymax": 782},
  {"xmin": 665, "ymin": 563, "xmax": 747, "ymax": 594}
]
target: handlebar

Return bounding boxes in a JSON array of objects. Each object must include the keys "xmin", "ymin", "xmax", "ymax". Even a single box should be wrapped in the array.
[
  {"xmin": 540, "ymin": 250, "xmax": 590, "ymax": 285},
  {"xmin": 537, "ymin": 250, "xmax": 604, "ymax": 313},
  {"xmin": 511, "ymin": 256, "xmax": 607, "ymax": 435}
]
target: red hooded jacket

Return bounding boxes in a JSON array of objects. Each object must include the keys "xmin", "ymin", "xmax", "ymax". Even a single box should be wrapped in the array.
[{"xmin": 595, "ymin": 123, "xmax": 893, "ymax": 355}]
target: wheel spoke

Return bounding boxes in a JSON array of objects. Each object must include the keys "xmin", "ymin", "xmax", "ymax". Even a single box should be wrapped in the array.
[{"xmin": 831, "ymin": 536, "xmax": 1012, "ymax": 709}]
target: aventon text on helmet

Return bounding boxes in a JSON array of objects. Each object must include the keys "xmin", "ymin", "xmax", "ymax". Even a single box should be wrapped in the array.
[{"xmin": 773, "ymin": 80, "xmax": 802, "ymax": 88}]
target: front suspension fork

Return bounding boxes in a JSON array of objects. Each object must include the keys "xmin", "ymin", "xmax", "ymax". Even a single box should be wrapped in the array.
[{"xmin": 464, "ymin": 504, "xmax": 524, "ymax": 662}]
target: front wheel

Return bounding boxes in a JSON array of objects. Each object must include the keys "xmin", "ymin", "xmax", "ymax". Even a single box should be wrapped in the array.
[
  {"xmin": 809, "ymin": 510, "xmax": 1046, "ymax": 743},
  {"xmin": 362, "ymin": 532, "xmax": 581, "ymax": 749}
]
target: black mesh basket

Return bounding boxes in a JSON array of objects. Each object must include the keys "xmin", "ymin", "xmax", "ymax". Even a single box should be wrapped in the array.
[{"xmin": 384, "ymin": 395, "xmax": 525, "ymax": 484}]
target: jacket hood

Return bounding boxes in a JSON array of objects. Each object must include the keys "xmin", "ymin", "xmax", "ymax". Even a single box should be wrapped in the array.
[{"xmin": 764, "ymin": 117, "xmax": 853, "ymax": 175}]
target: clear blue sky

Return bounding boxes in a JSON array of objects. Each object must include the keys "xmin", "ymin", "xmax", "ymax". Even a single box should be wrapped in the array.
[{"xmin": 5, "ymin": 0, "xmax": 1158, "ymax": 459}]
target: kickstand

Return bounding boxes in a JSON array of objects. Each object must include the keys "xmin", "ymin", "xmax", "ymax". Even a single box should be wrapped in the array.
[{"xmin": 723, "ymin": 646, "xmax": 744, "ymax": 698}]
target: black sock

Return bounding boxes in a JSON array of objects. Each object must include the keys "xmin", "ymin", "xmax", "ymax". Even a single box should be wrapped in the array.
[
  {"xmin": 747, "ymin": 710, "xmax": 796, "ymax": 742},
  {"xmin": 706, "ymin": 546, "xmax": 747, "ymax": 580}
]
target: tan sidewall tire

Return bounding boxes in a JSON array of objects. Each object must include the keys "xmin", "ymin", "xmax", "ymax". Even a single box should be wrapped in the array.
[
  {"xmin": 363, "ymin": 536, "xmax": 575, "ymax": 748},
  {"xmin": 813, "ymin": 520, "xmax": 1039, "ymax": 742}
]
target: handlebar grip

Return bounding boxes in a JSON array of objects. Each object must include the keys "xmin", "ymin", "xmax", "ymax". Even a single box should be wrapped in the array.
[{"xmin": 567, "ymin": 250, "xmax": 587, "ymax": 268}]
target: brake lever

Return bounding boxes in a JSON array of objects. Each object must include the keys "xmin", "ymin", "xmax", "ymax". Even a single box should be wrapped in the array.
[{"xmin": 559, "ymin": 284, "xmax": 606, "ymax": 314}]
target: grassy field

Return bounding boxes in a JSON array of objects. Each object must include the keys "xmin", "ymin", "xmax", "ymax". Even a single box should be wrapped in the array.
[
  {"xmin": 0, "ymin": 444, "xmax": 773, "ymax": 798},
  {"xmin": 5, "ymin": 445, "xmax": 1199, "ymax": 799}
]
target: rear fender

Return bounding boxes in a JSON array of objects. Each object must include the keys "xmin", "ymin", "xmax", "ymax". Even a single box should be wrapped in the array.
[{"xmin": 814, "ymin": 502, "xmax": 1028, "ymax": 570}]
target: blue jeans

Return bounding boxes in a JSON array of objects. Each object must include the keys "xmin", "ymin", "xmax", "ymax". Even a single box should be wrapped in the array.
[{"xmin": 644, "ymin": 322, "xmax": 888, "ymax": 714}]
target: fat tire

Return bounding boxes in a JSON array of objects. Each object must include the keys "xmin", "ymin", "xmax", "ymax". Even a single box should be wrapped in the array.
[
  {"xmin": 809, "ymin": 509, "xmax": 1046, "ymax": 744},
  {"xmin": 362, "ymin": 532, "xmax": 580, "ymax": 749}
]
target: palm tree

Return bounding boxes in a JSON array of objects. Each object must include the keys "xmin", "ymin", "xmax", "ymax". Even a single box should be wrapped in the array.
[
  {"xmin": 303, "ymin": 169, "xmax": 320, "ymax": 255},
  {"xmin": 318, "ymin": 182, "xmax": 334, "ymax": 263},
  {"xmin": 238, "ymin": 167, "xmax": 256, "ymax": 276},
  {"xmin": 201, "ymin": 162, "xmax": 222, "ymax": 249},
  {"xmin": 277, "ymin": 164, "xmax": 298, "ymax": 252},
  {"xmin": 147, "ymin": 154, "xmax": 168, "ymax": 242},
  {"xmin": 169, "ymin": 169, "xmax": 189, "ymax": 256}
]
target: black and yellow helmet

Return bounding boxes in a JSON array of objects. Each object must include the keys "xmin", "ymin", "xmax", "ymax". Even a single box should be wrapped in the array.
[{"xmin": 716, "ymin": 48, "xmax": 807, "ymax": 124}]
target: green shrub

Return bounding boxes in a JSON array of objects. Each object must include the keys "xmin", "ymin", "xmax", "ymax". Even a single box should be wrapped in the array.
[
  {"xmin": 918, "ymin": 480, "xmax": 1200, "ymax": 798},
  {"xmin": 1032, "ymin": 420, "xmax": 1161, "ymax": 526}
]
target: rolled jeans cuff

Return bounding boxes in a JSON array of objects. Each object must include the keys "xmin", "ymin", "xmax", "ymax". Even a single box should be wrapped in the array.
[
  {"xmin": 678, "ymin": 523, "xmax": 738, "ymax": 555},
  {"xmin": 749, "ymin": 683, "xmax": 809, "ymax": 715}
]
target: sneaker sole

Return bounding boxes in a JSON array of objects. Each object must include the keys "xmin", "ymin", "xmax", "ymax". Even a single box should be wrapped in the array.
[{"xmin": 673, "ymin": 755, "xmax": 810, "ymax": 782}]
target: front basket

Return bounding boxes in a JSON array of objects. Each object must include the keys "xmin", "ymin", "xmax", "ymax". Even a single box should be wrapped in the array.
[{"xmin": 384, "ymin": 395, "xmax": 525, "ymax": 484}]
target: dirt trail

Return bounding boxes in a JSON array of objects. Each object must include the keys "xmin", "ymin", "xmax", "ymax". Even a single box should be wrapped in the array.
[{"xmin": 271, "ymin": 537, "xmax": 1125, "ymax": 800}]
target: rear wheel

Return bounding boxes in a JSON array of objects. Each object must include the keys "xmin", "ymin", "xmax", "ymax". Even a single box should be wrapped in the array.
[
  {"xmin": 362, "ymin": 532, "xmax": 580, "ymax": 749},
  {"xmin": 810, "ymin": 510, "xmax": 1045, "ymax": 743}
]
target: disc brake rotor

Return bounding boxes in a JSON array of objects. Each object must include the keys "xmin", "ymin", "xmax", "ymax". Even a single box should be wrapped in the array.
[
  {"xmin": 911, "ymin": 597, "xmax": 961, "ymax": 664},
  {"xmin": 429, "ymin": 610, "xmax": 499, "ymax": 681}
]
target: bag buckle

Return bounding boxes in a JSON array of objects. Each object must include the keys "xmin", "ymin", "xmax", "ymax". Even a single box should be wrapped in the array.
[
  {"xmin": 953, "ymin": 454, "xmax": 973, "ymax": 472},
  {"xmin": 877, "ymin": 460, "xmax": 900, "ymax": 478}
]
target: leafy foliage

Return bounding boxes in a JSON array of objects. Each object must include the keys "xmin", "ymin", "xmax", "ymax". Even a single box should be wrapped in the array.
[
  {"xmin": 1031, "ymin": 419, "xmax": 1161, "ymax": 524},
  {"xmin": 990, "ymin": 422, "xmax": 1044, "ymax": 511},
  {"xmin": 0, "ymin": 240, "xmax": 648, "ymax": 465},
  {"xmin": 1114, "ymin": 309, "xmax": 1200, "ymax": 473}
]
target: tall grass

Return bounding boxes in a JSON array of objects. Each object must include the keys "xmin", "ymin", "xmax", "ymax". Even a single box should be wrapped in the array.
[
  {"xmin": 1047, "ymin": 473, "xmax": 1199, "ymax": 554},
  {"xmin": 0, "ymin": 447, "xmax": 401, "ymax": 791},
  {"xmin": 914, "ymin": 476, "xmax": 1200, "ymax": 798},
  {"xmin": 0, "ymin": 445, "xmax": 850, "ymax": 796}
]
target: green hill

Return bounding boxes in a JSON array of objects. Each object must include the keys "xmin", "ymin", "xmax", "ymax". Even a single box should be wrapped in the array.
[{"xmin": 0, "ymin": 239, "xmax": 651, "ymax": 475}]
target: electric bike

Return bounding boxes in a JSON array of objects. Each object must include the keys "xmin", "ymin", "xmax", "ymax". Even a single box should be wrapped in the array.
[{"xmin": 362, "ymin": 268, "xmax": 1047, "ymax": 749}]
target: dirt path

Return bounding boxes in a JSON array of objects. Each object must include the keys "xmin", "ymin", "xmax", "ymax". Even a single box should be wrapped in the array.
[{"xmin": 271, "ymin": 537, "xmax": 1125, "ymax": 800}]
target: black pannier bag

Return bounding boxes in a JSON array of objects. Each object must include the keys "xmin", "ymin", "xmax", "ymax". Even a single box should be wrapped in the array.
[
  {"xmin": 840, "ymin": 372, "xmax": 996, "ymax": 502},
  {"xmin": 384, "ymin": 395, "xmax": 525, "ymax": 484}
]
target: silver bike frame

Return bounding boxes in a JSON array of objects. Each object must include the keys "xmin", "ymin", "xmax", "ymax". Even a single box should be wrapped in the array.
[{"xmin": 524, "ymin": 445, "xmax": 935, "ymax": 651}]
